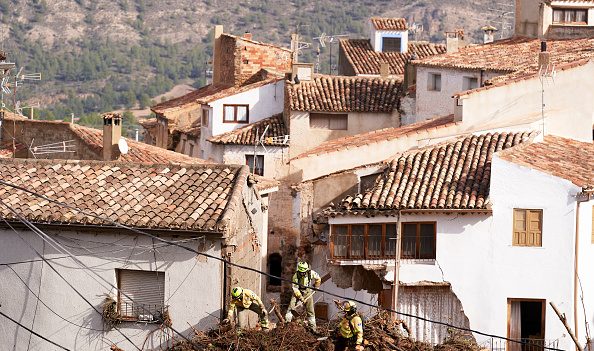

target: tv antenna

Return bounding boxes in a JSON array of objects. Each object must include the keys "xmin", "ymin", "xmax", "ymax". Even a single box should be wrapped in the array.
[
  {"xmin": 29, "ymin": 139, "xmax": 76, "ymax": 158},
  {"xmin": 249, "ymin": 124, "xmax": 290, "ymax": 175},
  {"xmin": 313, "ymin": 33, "xmax": 349, "ymax": 75},
  {"xmin": 408, "ymin": 21, "xmax": 424, "ymax": 41}
]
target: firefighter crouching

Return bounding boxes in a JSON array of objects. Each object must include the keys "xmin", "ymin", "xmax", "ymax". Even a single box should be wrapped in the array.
[
  {"xmin": 334, "ymin": 300, "xmax": 364, "ymax": 351},
  {"xmin": 285, "ymin": 261, "xmax": 321, "ymax": 330},
  {"xmin": 222, "ymin": 286, "xmax": 269, "ymax": 330}
]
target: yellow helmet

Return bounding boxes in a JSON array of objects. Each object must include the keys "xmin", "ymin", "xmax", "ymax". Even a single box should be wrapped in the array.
[
  {"xmin": 343, "ymin": 300, "xmax": 357, "ymax": 314},
  {"xmin": 297, "ymin": 261, "xmax": 309, "ymax": 273},
  {"xmin": 231, "ymin": 286, "xmax": 243, "ymax": 298}
]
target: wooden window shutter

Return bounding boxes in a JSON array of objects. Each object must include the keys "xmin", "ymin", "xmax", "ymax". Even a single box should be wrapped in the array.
[
  {"xmin": 527, "ymin": 210, "xmax": 543, "ymax": 247},
  {"xmin": 513, "ymin": 209, "xmax": 527, "ymax": 246}
]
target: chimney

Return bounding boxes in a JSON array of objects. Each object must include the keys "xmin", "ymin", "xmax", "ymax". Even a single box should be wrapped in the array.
[
  {"xmin": 445, "ymin": 30, "xmax": 464, "ymax": 53},
  {"xmin": 212, "ymin": 25, "xmax": 224, "ymax": 85},
  {"xmin": 290, "ymin": 33, "xmax": 299, "ymax": 63},
  {"xmin": 538, "ymin": 40, "xmax": 550, "ymax": 71},
  {"xmin": 243, "ymin": 32, "xmax": 253, "ymax": 40},
  {"xmin": 481, "ymin": 25, "xmax": 498, "ymax": 44},
  {"xmin": 102, "ymin": 113, "xmax": 122, "ymax": 161},
  {"xmin": 379, "ymin": 62, "xmax": 390, "ymax": 78}
]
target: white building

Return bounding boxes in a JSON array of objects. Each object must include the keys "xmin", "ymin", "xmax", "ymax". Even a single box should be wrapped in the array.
[
  {"xmin": 0, "ymin": 159, "xmax": 272, "ymax": 350},
  {"xmin": 321, "ymin": 133, "xmax": 593, "ymax": 350}
]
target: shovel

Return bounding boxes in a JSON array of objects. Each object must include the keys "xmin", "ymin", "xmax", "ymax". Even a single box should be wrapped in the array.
[{"xmin": 293, "ymin": 290, "xmax": 315, "ymax": 310}]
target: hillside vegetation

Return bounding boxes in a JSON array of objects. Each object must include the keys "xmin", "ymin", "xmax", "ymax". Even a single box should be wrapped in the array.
[{"xmin": 0, "ymin": 0, "xmax": 514, "ymax": 126}]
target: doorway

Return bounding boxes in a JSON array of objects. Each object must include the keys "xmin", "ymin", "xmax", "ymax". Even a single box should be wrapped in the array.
[{"xmin": 508, "ymin": 299, "xmax": 546, "ymax": 351}]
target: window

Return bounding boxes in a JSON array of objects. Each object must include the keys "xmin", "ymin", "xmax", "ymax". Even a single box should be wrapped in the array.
[
  {"xmin": 553, "ymin": 8, "xmax": 588, "ymax": 24},
  {"xmin": 382, "ymin": 37, "xmax": 402, "ymax": 52},
  {"xmin": 401, "ymin": 223, "xmax": 436, "ymax": 259},
  {"xmin": 513, "ymin": 209, "xmax": 543, "ymax": 247},
  {"xmin": 246, "ymin": 154, "xmax": 264, "ymax": 176},
  {"xmin": 428, "ymin": 73, "xmax": 441, "ymax": 91},
  {"xmin": 189, "ymin": 143, "xmax": 195, "ymax": 157},
  {"xmin": 201, "ymin": 109, "xmax": 209, "ymax": 127},
  {"xmin": 309, "ymin": 113, "xmax": 348, "ymax": 130},
  {"xmin": 268, "ymin": 253, "xmax": 282, "ymax": 286},
  {"xmin": 330, "ymin": 223, "xmax": 436, "ymax": 260},
  {"xmin": 117, "ymin": 269, "xmax": 165, "ymax": 321},
  {"xmin": 463, "ymin": 76, "xmax": 478, "ymax": 90},
  {"xmin": 223, "ymin": 104, "xmax": 249, "ymax": 123}
]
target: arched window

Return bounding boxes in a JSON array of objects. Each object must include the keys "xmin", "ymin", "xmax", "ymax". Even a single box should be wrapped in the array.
[{"xmin": 268, "ymin": 253, "xmax": 282, "ymax": 286}]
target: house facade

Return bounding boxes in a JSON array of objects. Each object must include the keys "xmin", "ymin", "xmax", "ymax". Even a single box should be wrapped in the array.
[
  {"xmin": 319, "ymin": 134, "xmax": 593, "ymax": 349},
  {"xmin": 0, "ymin": 159, "xmax": 270, "ymax": 351},
  {"xmin": 516, "ymin": 0, "xmax": 594, "ymax": 39}
]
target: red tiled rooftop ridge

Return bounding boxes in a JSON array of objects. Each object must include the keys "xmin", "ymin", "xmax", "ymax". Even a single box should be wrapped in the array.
[
  {"xmin": 0, "ymin": 159, "xmax": 247, "ymax": 231},
  {"xmin": 287, "ymin": 75, "xmax": 402, "ymax": 113},
  {"xmin": 370, "ymin": 17, "xmax": 408, "ymax": 31},
  {"xmin": 497, "ymin": 135, "xmax": 594, "ymax": 188},
  {"xmin": 292, "ymin": 115, "xmax": 456, "ymax": 161},
  {"xmin": 328, "ymin": 131, "xmax": 535, "ymax": 215},
  {"xmin": 208, "ymin": 114, "xmax": 288, "ymax": 146},
  {"xmin": 413, "ymin": 36, "xmax": 594, "ymax": 88},
  {"xmin": 340, "ymin": 39, "xmax": 447, "ymax": 76}
]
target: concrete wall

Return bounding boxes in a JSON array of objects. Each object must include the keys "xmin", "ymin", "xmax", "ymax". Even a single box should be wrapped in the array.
[
  {"xmin": 414, "ymin": 66, "xmax": 502, "ymax": 121},
  {"xmin": 326, "ymin": 156, "xmax": 583, "ymax": 349},
  {"xmin": 0, "ymin": 229, "xmax": 223, "ymax": 351},
  {"xmin": 456, "ymin": 61, "xmax": 594, "ymax": 142},
  {"xmin": 288, "ymin": 110, "xmax": 400, "ymax": 159},
  {"xmin": 516, "ymin": 0, "xmax": 542, "ymax": 37},
  {"xmin": 176, "ymin": 133, "xmax": 200, "ymax": 157}
]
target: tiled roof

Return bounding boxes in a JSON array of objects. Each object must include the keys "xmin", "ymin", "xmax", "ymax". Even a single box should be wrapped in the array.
[
  {"xmin": 208, "ymin": 114, "xmax": 288, "ymax": 146},
  {"xmin": 413, "ymin": 37, "xmax": 594, "ymax": 89},
  {"xmin": 152, "ymin": 75, "xmax": 283, "ymax": 114},
  {"xmin": 340, "ymin": 39, "xmax": 447, "ymax": 76},
  {"xmin": 497, "ymin": 135, "xmax": 594, "ymax": 188},
  {"xmin": 3, "ymin": 114, "xmax": 206, "ymax": 165},
  {"xmin": 0, "ymin": 159, "xmax": 248, "ymax": 231},
  {"xmin": 370, "ymin": 17, "xmax": 408, "ymax": 31},
  {"xmin": 292, "ymin": 115, "xmax": 457, "ymax": 160},
  {"xmin": 328, "ymin": 131, "xmax": 534, "ymax": 215},
  {"xmin": 287, "ymin": 75, "xmax": 402, "ymax": 113}
]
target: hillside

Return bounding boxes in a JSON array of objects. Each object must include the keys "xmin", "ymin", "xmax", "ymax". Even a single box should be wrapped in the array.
[{"xmin": 0, "ymin": 0, "xmax": 515, "ymax": 125}]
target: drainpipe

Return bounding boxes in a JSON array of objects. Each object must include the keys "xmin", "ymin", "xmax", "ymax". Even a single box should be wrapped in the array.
[
  {"xmin": 391, "ymin": 209, "xmax": 402, "ymax": 321},
  {"xmin": 574, "ymin": 199, "xmax": 580, "ymax": 340}
]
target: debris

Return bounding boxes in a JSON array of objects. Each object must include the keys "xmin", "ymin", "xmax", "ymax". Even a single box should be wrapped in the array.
[
  {"xmin": 102, "ymin": 295, "xmax": 119, "ymax": 330},
  {"xmin": 165, "ymin": 311, "xmax": 480, "ymax": 351}
]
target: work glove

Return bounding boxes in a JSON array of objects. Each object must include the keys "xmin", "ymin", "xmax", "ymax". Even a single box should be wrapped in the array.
[
  {"xmin": 299, "ymin": 296, "xmax": 305, "ymax": 303},
  {"xmin": 262, "ymin": 308, "xmax": 268, "ymax": 317},
  {"xmin": 355, "ymin": 345, "xmax": 364, "ymax": 351}
]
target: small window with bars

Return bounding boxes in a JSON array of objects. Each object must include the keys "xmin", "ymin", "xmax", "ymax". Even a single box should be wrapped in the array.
[
  {"xmin": 382, "ymin": 37, "xmax": 402, "ymax": 52},
  {"xmin": 513, "ymin": 209, "xmax": 543, "ymax": 247},
  {"xmin": 117, "ymin": 269, "xmax": 165, "ymax": 321}
]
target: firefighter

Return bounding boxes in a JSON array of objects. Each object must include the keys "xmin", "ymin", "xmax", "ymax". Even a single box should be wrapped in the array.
[
  {"xmin": 222, "ymin": 286, "xmax": 269, "ymax": 330},
  {"xmin": 334, "ymin": 300, "xmax": 364, "ymax": 351},
  {"xmin": 285, "ymin": 261, "xmax": 321, "ymax": 331}
]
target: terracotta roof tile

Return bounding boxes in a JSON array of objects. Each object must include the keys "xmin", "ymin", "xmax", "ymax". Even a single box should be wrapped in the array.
[
  {"xmin": 287, "ymin": 75, "xmax": 402, "ymax": 113},
  {"xmin": 328, "ymin": 131, "xmax": 534, "ymax": 215},
  {"xmin": 292, "ymin": 115, "xmax": 457, "ymax": 160},
  {"xmin": 208, "ymin": 114, "xmax": 288, "ymax": 146},
  {"xmin": 497, "ymin": 135, "xmax": 594, "ymax": 188},
  {"xmin": 340, "ymin": 39, "xmax": 447, "ymax": 76},
  {"xmin": 370, "ymin": 17, "xmax": 408, "ymax": 31},
  {"xmin": 0, "ymin": 159, "xmax": 247, "ymax": 231},
  {"xmin": 414, "ymin": 37, "xmax": 594, "ymax": 88}
]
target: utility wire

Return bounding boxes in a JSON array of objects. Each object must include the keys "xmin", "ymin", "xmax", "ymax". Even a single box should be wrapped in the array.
[
  {"xmin": 0, "ymin": 179, "xmax": 565, "ymax": 351},
  {"xmin": 0, "ymin": 201, "xmax": 193, "ymax": 348},
  {"xmin": 26, "ymin": 240, "xmax": 44, "ymax": 351},
  {"xmin": 0, "ymin": 309, "xmax": 71, "ymax": 351},
  {"xmin": 0, "ymin": 214, "xmax": 142, "ymax": 351}
]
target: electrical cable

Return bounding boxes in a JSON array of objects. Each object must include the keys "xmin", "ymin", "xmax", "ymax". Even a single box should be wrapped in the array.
[
  {"xmin": 0, "ymin": 309, "xmax": 71, "ymax": 351},
  {"xmin": 0, "ymin": 215, "xmax": 142, "ymax": 351},
  {"xmin": 6, "ymin": 265, "xmax": 104, "ymax": 331},
  {"xmin": 26, "ymin": 240, "xmax": 45, "ymax": 351},
  {"xmin": 0, "ymin": 201, "xmax": 194, "ymax": 347},
  {"xmin": 0, "ymin": 179, "xmax": 565, "ymax": 351}
]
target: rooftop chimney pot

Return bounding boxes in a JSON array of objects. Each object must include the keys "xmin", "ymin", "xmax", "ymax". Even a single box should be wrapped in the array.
[
  {"xmin": 541, "ymin": 40, "xmax": 547, "ymax": 52},
  {"xmin": 102, "ymin": 113, "xmax": 122, "ymax": 161},
  {"xmin": 243, "ymin": 32, "xmax": 253, "ymax": 40}
]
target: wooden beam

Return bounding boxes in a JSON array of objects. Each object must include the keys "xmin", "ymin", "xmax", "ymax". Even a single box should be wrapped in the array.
[{"xmin": 550, "ymin": 302, "xmax": 583, "ymax": 351}]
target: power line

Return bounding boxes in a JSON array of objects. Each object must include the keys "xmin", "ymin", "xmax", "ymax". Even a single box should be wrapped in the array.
[
  {"xmin": 0, "ymin": 179, "xmax": 565, "ymax": 350},
  {"xmin": 0, "ymin": 309, "xmax": 71, "ymax": 351},
  {"xmin": 0, "ymin": 213, "xmax": 143, "ymax": 351},
  {"xmin": 0, "ymin": 201, "xmax": 194, "ymax": 348}
]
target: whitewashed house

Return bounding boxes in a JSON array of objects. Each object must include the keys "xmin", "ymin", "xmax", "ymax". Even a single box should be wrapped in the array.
[
  {"xmin": 320, "ymin": 132, "xmax": 593, "ymax": 350},
  {"xmin": 0, "ymin": 159, "xmax": 273, "ymax": 350}
]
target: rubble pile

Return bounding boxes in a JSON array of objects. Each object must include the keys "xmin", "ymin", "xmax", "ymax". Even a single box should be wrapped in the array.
[{"xmin": 165, "ymin": 312, "xmax": 480, "ymax": 351}]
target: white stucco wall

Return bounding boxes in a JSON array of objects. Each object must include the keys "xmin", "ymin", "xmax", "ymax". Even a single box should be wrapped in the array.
[
  {"xmin": 0, "ymin": 229, "xmax": 223, "ymax": 351},
  {"xmin": 414, "ymin": 66, "xmax": 502, "ymax": 121},
  {"xmin": 325, "ymin": 156, "xmax": 583, "ymax": 349},
  {"xmin": 218, "ymin": 145, "xmax": 288, "ymax": 180},
  {"xmin": 576, "ymin": 197, "xmax": 594, "ymax": 344},
  {"xmin": 208, "ymin": 81, "xmax": 284, "ymax": 137},
  {"xmin": 456, "ymin": 61, "xmax": 594, "ymax": 142},
  {"xmin": 370, "ymin": 26, "xmax": 409, "ymax": 53}
]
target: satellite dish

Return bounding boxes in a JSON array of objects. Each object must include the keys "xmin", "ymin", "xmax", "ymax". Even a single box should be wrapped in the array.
[{"xmin": 118, "ymin": 137, "xmax": 129, "ymax": 154}]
